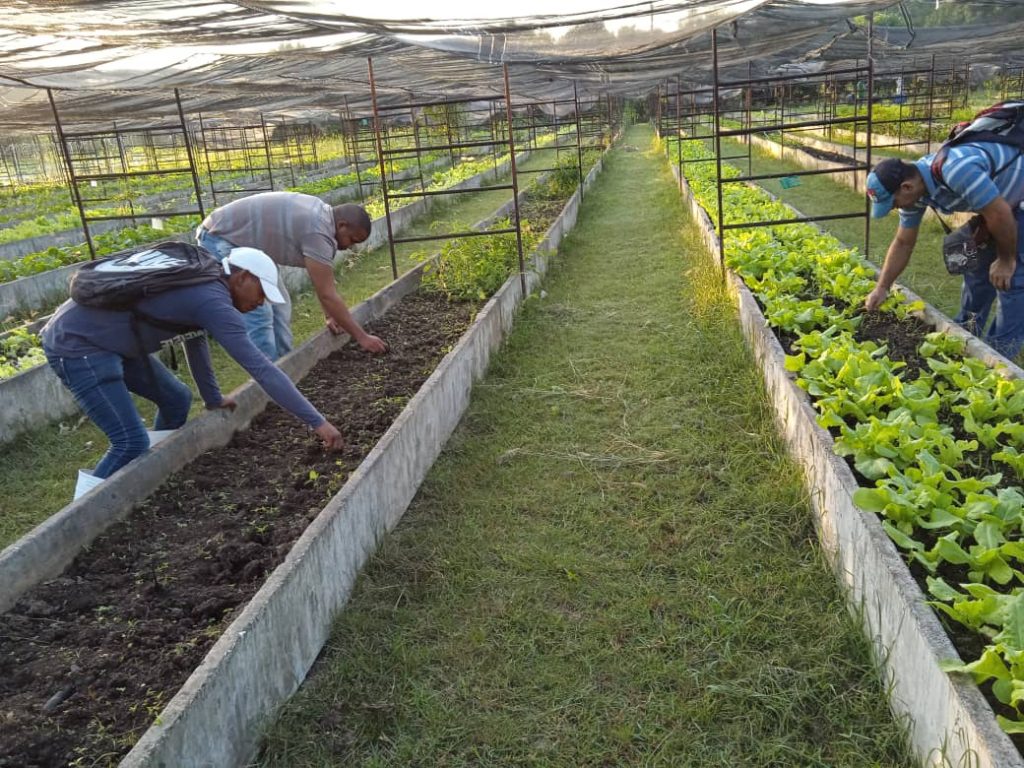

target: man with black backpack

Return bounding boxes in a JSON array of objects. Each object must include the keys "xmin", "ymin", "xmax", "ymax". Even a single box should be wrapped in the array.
[
  {"xmin": 864, "ymin": 102, "xmax": 1024, "ymax": 358},
  {"xmin": 41, "ymin": 245, "xmax": 345, "ymax": 497}
]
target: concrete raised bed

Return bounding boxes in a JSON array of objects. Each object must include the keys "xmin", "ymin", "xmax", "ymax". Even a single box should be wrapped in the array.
[
  {"xmin": 0, "ymin": 151, "xmax": 603, "ymax": 766},
  {"xmin": 0, "ymin": 218, "xmax": 129, "ymax": 262},
  {"xmin": 668, "ymin": 155, "xmax": 1024, "ymax": 768},
  {"xmin": 0, "ymin": 153, "xmax": 526, "ymax": 445},
  {"xmin": 739, "ymin": 132, "xmax": 972, "ymax": 229},
  {"xmin": 121, "ymin": 155, "xmax": 601, "ymax": 768},
  {"xmin": 817, "ymin": 126, "xmax": 935, "ymax": 154}
]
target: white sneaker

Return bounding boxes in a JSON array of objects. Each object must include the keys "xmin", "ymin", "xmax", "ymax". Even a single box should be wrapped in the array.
[
  {"xmin": 147, "ymin": 430, "xmax": 175, "ymax": 447},
  {"xmin": 73, "ymin": 470, "xmax": 103, "ymax": 501}
]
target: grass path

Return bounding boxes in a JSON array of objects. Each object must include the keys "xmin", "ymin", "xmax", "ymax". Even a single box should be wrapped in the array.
[
  {"xmin": 0, "ymin": 150, "xmax": 553, "ymax": 547},
  {"xmin": 257, "ymin": 125, "xmax": 912, "ymax": 767}
]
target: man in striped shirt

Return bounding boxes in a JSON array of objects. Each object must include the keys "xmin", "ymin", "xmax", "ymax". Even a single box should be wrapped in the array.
[{"xmin": 864, "ymin": 142, "xmax": 1024, "ymax": 357}]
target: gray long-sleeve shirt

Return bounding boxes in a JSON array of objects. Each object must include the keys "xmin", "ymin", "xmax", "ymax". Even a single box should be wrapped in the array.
[{"xmin": 41, "ymin": 279, "xmax": 325, "ymax": 428}]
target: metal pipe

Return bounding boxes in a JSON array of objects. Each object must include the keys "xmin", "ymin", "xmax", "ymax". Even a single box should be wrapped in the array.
[
  {"xmin": 718, "ymin": 114, "xmax": 866, "ymax": 137},
  {"xmin": 712, "ymin": 28, "xmax": 726, "ymax": 274},
  {"xmin": 48, "ymin": 88, "xmax": 96, "ymax": 259},
  {"xmin": 199, "ymin": 113, "xmax": 218, "ymax": 206},
  {"xmin": 503, "ymin": 63, "xmax": 527, "ymax": 297},
  {"xmin": 721, "ymin": 167, "xmax": 869, "ymax": 183},
  {"xmin": 386, "ymin": 184, "xmax": 515, "ymax": 200},
  {"xmin": 368, "ymin": 57, "xmax": 399, "ymax": 280},
  {"xmin": 392, "ymin": 227, "xmax": 518, "ymax": 245},
  {"xmin": 574, "ymin": 82, "xmax": 584, "ymax": 195},
  {"xmin": 722, "ymin": 212, "xmax": 867, "ymax": 230},
  {"xmin": 259, "ymin": 113, "xmax": 276, "ymax": 193},
  {"xmin": 175, "ymin": 88, "xmax": 207, "ymax": 219},
  {"xmin": 865, "ymin": 13, "xmax": 874, "ymax": 257},
  {"xmin": 407, "ymin": 95, "xmax": 425, "ymax": 192},
  {"xmin": 379, "ymin": 138, "xmax": 507, "ymax": 155}
]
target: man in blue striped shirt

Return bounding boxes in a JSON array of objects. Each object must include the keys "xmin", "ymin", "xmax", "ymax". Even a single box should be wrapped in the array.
[{"xmin": 864, "ymin": 142, "xmax": 1024, "ymax": 357}]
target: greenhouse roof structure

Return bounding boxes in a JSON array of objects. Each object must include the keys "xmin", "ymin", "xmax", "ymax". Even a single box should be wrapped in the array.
[{"xmin": 1, "ymin": 0, "xmax": 1022, "ymax": 124}]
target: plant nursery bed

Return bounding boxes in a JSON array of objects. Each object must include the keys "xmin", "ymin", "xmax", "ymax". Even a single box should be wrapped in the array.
[
  {"xmin": 849, "ymin": 312, "xmax": 1024, "ymax": 752},
  {"xmin": 667, "ymin": 148, "xmax": 1024, "ymax": 767},
  {"xmin": 789, "ymin": 299, "xmax": 1024, "ymax": 752},
  {"xmin": 792, "ymin": 141, "xmax": 856, "ymax": 166},
  {"xmin": 0, "ymin": 291, "xmax": 476, "ymax": 768}
]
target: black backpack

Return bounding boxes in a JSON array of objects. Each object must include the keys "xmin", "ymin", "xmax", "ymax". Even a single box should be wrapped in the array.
[
  {"xmin": 930, "ymin": 101, "xmax": 1024, "ymax": 188},
  {"xmin": 71, "ymin": 241, "xmax": 223, "ymax": 311}
]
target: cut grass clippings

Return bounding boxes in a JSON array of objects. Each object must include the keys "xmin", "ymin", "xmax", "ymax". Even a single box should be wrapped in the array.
[
  {"xmin": 256, "ymin": 125, "xmax": 913, "ymax": 767},
  {"xmin": 0, "ymin": 150, "xmax": 555, "ymax": 549}
]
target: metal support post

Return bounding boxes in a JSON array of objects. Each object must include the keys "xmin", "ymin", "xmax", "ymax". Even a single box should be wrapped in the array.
[
  {"xmin": 259, "ymin": 113, "xmax": 276, "ymax": 192},
  {"xmin": 865, "ymin": 13, "xmax": 874, "ymax": 258},
  {"xmin": 403, "ymin": 96, "xmax": 422, "ymax": 191},
  {"xmin": 198, "ymin": 113, "xmax": 218, "ymax": 205},
  {"xmin": 48, "ymin": 88, "xmax": 96, "ymax": 259},
  {"xmin": 173, "ymin": 90, "xmax": 206, "ymax": 219},
  {"xmin": 503, "ymin": 64, "xmax": 527, "ymax": 296},
  {"xmin": 574, "ymin": 82, "xmax": 585, "ymax": 193},
  {"xmin": 712, "ymin": 29, "xmax": 726, "ymax": 275},
  {"xmin": 368, "ymin": 57, "xmax": 399, "ymax": 280}
]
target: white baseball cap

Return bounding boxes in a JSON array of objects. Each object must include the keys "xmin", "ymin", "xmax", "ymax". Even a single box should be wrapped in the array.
[{"xmin": 223, "ymin": 247, "xmax": 285, "ymax": 304}]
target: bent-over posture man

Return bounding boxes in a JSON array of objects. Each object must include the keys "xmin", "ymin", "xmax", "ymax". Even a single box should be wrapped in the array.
[
  {"xmin": 865, "ymin": 148, "xmax": 1024, "ymax": 357},
  {"xmin": 196, "ymin": 192, "xmax": 388, "ymax": 360},
  {"xmin": 42, "ymin": 248, "xmax": 345, "ymax": 488}
]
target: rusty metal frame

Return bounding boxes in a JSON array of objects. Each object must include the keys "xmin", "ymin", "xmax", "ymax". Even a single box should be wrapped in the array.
[
  {"xmin": 367, "ymin": 57, "xmax": 526, "ymax": 291},
  {"xmin": 47, "ymin": 87, "xmax": 206, "ymax": 259}
]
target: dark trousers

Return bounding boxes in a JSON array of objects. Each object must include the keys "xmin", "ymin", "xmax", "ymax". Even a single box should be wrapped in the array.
[
  {"xmin": 45, "ymin": 350, "xmax": 191, "ymax": 478},
  {"xmin": 955, "ymin": 206, "xmax": 1024, "ymax": 360}
]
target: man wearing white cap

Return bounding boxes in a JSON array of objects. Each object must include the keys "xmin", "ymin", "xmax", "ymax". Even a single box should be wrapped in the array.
[{"xmin": 41, "ymin": 247, "xmax": 345, "ymax": 489}]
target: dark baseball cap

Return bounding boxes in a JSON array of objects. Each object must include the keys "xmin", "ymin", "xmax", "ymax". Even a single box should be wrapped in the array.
[{"xmin": 866, "ymin": 158, "xmax": 912, "ymax": 218}]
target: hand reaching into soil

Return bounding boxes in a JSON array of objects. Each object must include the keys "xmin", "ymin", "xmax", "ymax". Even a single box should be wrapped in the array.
[
  {"xmin": 325, "ymin": 318, "xmax": 390, "ymax": 355},
  {"xmin": 864, "ymin": 285, "xmax": 889, "ymax": 312},
  {"xmin": 314, "ymin": 421, "xmax": 345, "ymax": 450},
  {"xmin": 357, "ymin": 333, "xmax": 389, "ymax": 355}
]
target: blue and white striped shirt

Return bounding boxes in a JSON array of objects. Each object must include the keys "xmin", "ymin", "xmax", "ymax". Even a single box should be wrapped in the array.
[{"xmin": 898, "ymin": 141, "xmax": 1024, "ymax": 229}]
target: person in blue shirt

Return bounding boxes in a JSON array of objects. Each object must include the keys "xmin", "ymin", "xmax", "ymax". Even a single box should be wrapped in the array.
[
  {"xmin": 864, "ymin": 144, "xmax": 1024, "ymax": 357},
  {"xmin": 42, "ymin": 247, "xmax": 345, "ymax": 484}
]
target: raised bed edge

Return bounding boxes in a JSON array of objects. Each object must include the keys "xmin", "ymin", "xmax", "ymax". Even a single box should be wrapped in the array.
[
  {"xmin": 669, "ymin": 158, "xmax": 1024, "ymax": 768},
  {"xmin": 118, "ymin": 152, "xmax": 605, "ymax": 768}
]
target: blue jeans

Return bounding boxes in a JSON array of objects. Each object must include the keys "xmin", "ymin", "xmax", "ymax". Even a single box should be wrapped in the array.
[
  {"xmin": 195, "ymin": 227, "xmax": 293, "ymax": 360},
  {"xmin": 45, "ymin": 350, "xmax": 192, "ymax": 478},
  {"xmin": 955, "ymin": 206, "xmax": 1024, "ymax": 360}
]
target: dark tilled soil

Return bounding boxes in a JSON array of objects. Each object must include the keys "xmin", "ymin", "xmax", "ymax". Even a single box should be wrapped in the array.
[
  {"xmin": 855, "ymin": 311, "xmax": 933, "ymax": 379},
  {"xmin": 0, "ymin": 291, "xmax": 475, "ymax": 768},
  {"xmin": 520, "ymin": 196, "xmax": 566, "ymax": 228}
]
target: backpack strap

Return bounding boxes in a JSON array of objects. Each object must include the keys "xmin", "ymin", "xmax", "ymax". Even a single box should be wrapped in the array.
[
  {"xmin": 128, "ymin": 310, "xmax": 205, "ymax": 378},
  {"xmin": 931, "ymin": 144, "xmax": 1000, "ymax": 190},
  {"xmin": 927, "ymin": 204, "xmax": 954, "ymax": 235}
]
